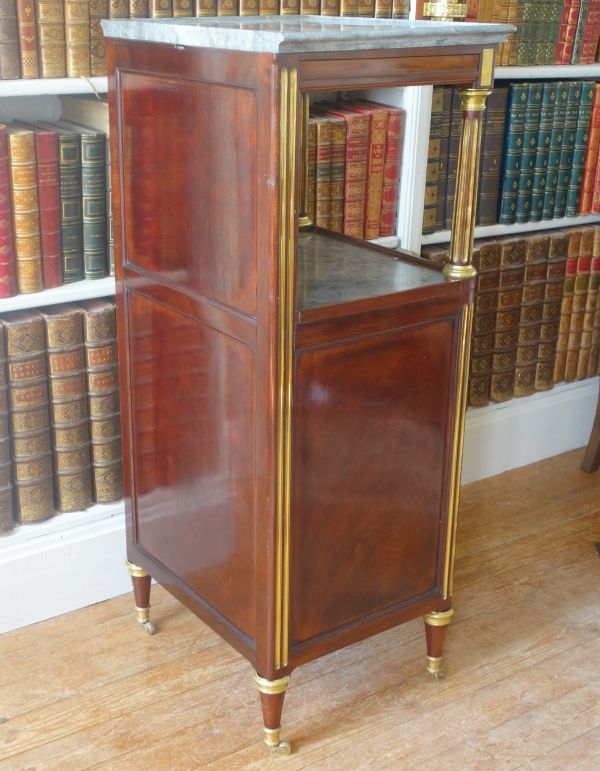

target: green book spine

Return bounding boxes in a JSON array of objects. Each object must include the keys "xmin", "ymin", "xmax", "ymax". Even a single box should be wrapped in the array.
[
  {"xmin": 571, "ymin": 0, "xmax": 591, "ymax": 63},
  {"xmin": 567, "ymin": 80, "xmax": 595, "ymax": 216},
  {"xmin": 554, "ymin": 81, "xmax": 582, "ymax": 218},
  {"xmin": 535, "ymin": 0, "xmax": 552, "ymax": 64},
  {"xmin": 422, "ymin": 86, "xmax": 444, "ymax": 235},
  {"xmin": 436, "ymin": 87, "xmax": 453, "ymax": 231},
  {"xmin": 516, "ymin": 83, "xmax": 542, "ymax": 223},
  {"xmin": 530, "ymin": 82, "xmax": 556, "ymax": 222},
  {"xmin": 542, "ymin": 82, "xmax": 568, "ymax": 219},
  {"xmin": 546, "ymin": 0, "xmax": 564, "ymax": 64},
  {"xmin": 499, "ymin": 83, "xmax": 529, "ymax": 225},
  {"xmin": 80, "ymin": 133, "xmax": 106, "ymax": 280},
  {"xmin": 517, "ymin": 0, "xmax": 536, "ymax": 65}
]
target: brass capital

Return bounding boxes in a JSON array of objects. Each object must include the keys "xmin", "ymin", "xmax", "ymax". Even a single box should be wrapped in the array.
[
  {"xmin": 459, "ymin": 88, "xmax": 493, "ymax": 113},
  {"xmin": 253, "ymin": 672, "xmax": 291, "ymax": 695},
  {"xmin": 443, "ymin": 263, "xmax": 477, "ymax": 280},
  {"xmin": 424, "ymin": 608, "xmax": 455, "ymax": 627},
  {"xmin": 125, "ymin": 559, "xmax": 149, "ymax": 578}
]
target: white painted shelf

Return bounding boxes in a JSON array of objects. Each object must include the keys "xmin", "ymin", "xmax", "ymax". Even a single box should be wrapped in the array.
[
  {"xmin": 422, "ymin": 213, "xmax": 600, "ymax": 246},
  {"xmin": 496, "ymin": 65, "xmax": 600, "ymax": 79},
  {"xmin": 0, "ymin": 276, "xmax": 116, "ymax": 311},
  {"xmin": 367, "ymin": 235, "xmax": 399, "ymax": 249},
  {"xmin": 0, "ymin": 77, "xmax": 107, "ymax": 97}
]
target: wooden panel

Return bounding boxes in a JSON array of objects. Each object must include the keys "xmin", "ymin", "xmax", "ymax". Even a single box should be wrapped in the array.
[
  {"xmin": 120, "ymin": 73, "xmax": 258, "ymax": 317},
  {"xmin": 290, "ymin": 319, "xmax": 456, "ymax": 647},
  {"xmin": 127, "ymin": 290, "xmax": 256, "ymax": 640}
]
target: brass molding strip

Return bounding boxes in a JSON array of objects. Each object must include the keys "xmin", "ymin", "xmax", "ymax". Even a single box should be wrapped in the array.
[
  {"xmin": 275, "ymin": 66, "xmax": 298, "ymax": 670},
  {"xmin": 480, "ymin": 48, "xmax": 494, "ymax": 88},
  {"xmin": 125, "ymin": 559, "xmax": 148, "ymax": 579},
  {"xmin": 424, "ymin": 608, "xmax": 455, "ymax": 627},
  {"xmin": 254, "ymin": 671, "xmax": 291, "ymax": 695},
  {"xmin": 442, "ymin": 302, "xmax": 474, "ymax": 599}
]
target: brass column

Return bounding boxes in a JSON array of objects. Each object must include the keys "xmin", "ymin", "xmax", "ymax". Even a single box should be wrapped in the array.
[{"xmin": 443, "ymin": 88, "xmax": 492, "ymax": 280}]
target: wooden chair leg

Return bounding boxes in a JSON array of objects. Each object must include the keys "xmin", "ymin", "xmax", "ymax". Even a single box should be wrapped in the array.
[{"xmin": 580, "ymin": 382, "xmax": 600, "ymax": 473}]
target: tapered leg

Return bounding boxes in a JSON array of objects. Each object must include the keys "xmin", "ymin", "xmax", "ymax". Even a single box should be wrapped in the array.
[
  {"xmin": 423, "ymin": 608, "xmax": 454, "ymax": 679},
  {"xmin": 125, "ymin": 559, "xmax": 155, "ymax": 634},
  {"xmin": 253, "ymin": 672, "xmax": 291, "ymax": 754}
]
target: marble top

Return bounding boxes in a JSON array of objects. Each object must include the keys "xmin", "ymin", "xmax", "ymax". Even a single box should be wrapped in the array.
[
  {"xmin": 297, "ymin": 231, "xmax": 445, "ymax": 311},
  {"xmin": 101, "ymin": 16, "xmax": 515, "ymax": 54}
]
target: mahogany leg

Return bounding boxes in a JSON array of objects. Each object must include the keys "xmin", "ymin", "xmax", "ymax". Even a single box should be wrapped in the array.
[
  {"xmin": 253, "ymin": 672, "xmax": 291, "ymax": 755},
  {"xmin": 580, "ymin": 383, "xmax": 600, "ymax": 472},
  {"xmin": 423, "ymin": 608, "xmax": 454, "ymax": 679},
  {"xmin": 125, "ymin": 559, "xmax": 155, "ymax": 635}
]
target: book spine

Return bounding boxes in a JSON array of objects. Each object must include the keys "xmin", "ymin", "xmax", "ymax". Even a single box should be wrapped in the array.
[
  {"xmin": 587, "ymin": 226, "xmax": 600, "ymax": 375},
  {"xmin": 571, "ymin": 0, "xmax": 591, "ymax": 61},
  {"xmin": 581, "ymin": 84, "xmax": 600, "ymax": 214},
  {"xmin": 567, "ymin": 80, "xmax": 594, "ymax": 215},
  {"xmin": 515, "ymin": 83, "xmax": 542, "ymax": 224},
  {"xmin": 374, "ymin": 0, "xmax": 390, "ymax": 15},
  {"xmin": 546, "ymin": 0, "xmax": 564, "ymax": 63},
  {"xmin": 561, "ymin": 0, "xmax": 581, "ymax": 62},
  {"xmin": 36, "ymin": 0, "xmax": 66, "ymax": 77},
  {"xmin": 379, "ymin": 107, "xmax": 404, "ymax": 237},
  {"xmin": 554, "ymin": 80, "xmax": 581, "ymax": 218},
  {"xmin": 0, "ymin": 0, "xmax": 20, "ymax": 79},
  {"xmin": 515, "ymin": 244, "xmax": 549, "ymax": 398},
  {"xmin": 579, "ymin": 244, "xmax": 600, "ymax": 378},
  {"xmin": 313, "ymin": 117, "xmax": 331, "ymax": 230},
  {"xmin": 15, "ymin": 0, "xmax": 38, "ymax": 78},
  {"xmin": 580, "ymin": 0, "xmax": 598, "ymax": 60},
  {"xmin": 34, "ymin": 131, "xmax": 62, "ymax": 289},
  {"xmin": 328, "ymin": 118, "xmax": 346, "ymax": 234},
  {"xmin": 105, "ymin": 138, "xmax": 113, "ymax": 278},
  {"xmin": 542, "ymin": 82, "xmax": 568, "ymax": 220},
  {"xmin": 444, "ymin": 88, "xmax": 462, "ymax": 230},
  {"xmin": 259, "ymin": 0, "xmax": 278, "ymax": 12},
  {"xmin": 565, "ymin": 229, "xmax": 594, "ymax": 380},
  {"xmin": 149, "ymin": 0, "xmax": 172, "ymax": 14},
  {"xmin": 391, "ymin": 0, "xmax": 408, "ymax": 16},
  {"xmin": 340, "ymin": 0, "xmax": 357, "ymax": 14},
  {"xmin": 498, "ymin": 83, "xmax": 528, "ymax": 225},
  {"xmin": 108, "ymin": 0, "xmax": 126, "ymax": 15},
  {"xmin": 508, "ymin": 0, "xmax": 526, "ymax": 64},
  {"xmin": 89, "ymin": 0, "xmax": 107, "ymax": 75},
  {"xmin": 469, "ymin": 241, "xmax": 502, "ymax": 407},
  {"xmin": 535, "ymin": 0, "xmax": 552, "ymax": 64},
  {"xmin": 554, "ymin": 230, "xmax": 581, "ymax": 382},
  {"xmin": 280, "ymin": 0, "xmax": 300, "ymax": 12},
  {"xmin": 341, "ymin": 113, "xmax": 368, "ymax": 238},
  {"xmin": 361, "ymin": 108, "xmax": 386, "ymax": 240},
  {"xmin": 194, "ymin": 0, "xmax": 216, "ymax": 14},
  {"xmin": 172, "ymin": 0, "xmax": 192, "ymax": 12},
  {"xmin": 216, "ymin": 0, "xmax": 236, "ymax": 13},
  {"xmin": 129, "ymin": 0, "xmax": 148, "ymax": 15},
  {"xmin": 555, "ymin": 0, "xmax": 571, "ymax": 62},
  {"xmin": 8, "ymin": 131, "xmax": 43, "ymax": 294},
  {"xmin": 436, "ymin": 87, "xmax": 452, "ymax": 232},
  {"xmin": 307, "ymin": 118, "xmax": 317, "ymax": 225},
  {"xmin": 357, "ymin": 0, "xmax": 373, "ymax": 14},
  {"xmin": 42, "ymin": 308, "xmax": 92, "ymax": 513},
  {"xmin": 0, "ymin": 126, "xmax": 17, "ymax": 299},
  {"xmin": 0, "ymin": 327, "xmax": 12, "ymax": 534},
  {"xmin": 299, "ymin": 0, "xmax": 318, "ymax": 12},
  {"xmin": 516, "ymin": 0, "xmax": 534, "ymax": 64},
  {"xmin": 477, "ymin": 87, "xmax": 509, "ymax": 226},
  {"xmin": 2, "ymin": 313, "xmax": 53, "ymax": 524},
  {"xmin": 64, "ymin": 0, "xmax": 90, "ymax": 77},
  {"xmin": 423, "ymin": 85, "xmax": 443, "ymax": 235},
  {"xmin": 319, "ymin": 0, "xmax": 340, "ymax": 12},
  {"xmin": 535, "ymin": 235, "xmax": 565, "ymax": 391},
  {"xmin": 57, "ymin": 132, "xmax": 83, "ymax": 283},
  {"xmin": 80, "ymin": 133, "xmax": 106, "ymax": 280}
]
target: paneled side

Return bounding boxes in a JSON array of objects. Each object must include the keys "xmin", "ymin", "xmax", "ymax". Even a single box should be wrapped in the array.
[
  {"xmin": 291, "ymin": 319, "xmax": 455, "ymax": 647},
  {"xmin": 120, "ymin": 73, "xmax": 258, "ymax": 317},
  {"xmin": 127, "ymin": 290, "xmax": 256, "ymax": 640}
]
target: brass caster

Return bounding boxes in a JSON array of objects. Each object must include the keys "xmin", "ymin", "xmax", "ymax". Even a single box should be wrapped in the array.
[
  {"xmin": 140, "ymin": 619, "xmax": 155, "ymax": 635},
  {"xmin": 264, "ymin": 727, "xmax": 291, "ymax": 755},
  {"xmin": 135, "ymin": 606, "xmax": 154, "ymax": 635},
  {"xmin": 427, "ymin": 655, "xmax": 445, "ymax": 679}
]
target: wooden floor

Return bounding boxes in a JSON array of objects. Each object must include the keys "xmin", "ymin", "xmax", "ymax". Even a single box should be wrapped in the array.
[{"xmin": 1, "ymin": 449, "xmax": 600, "ymax": 770}]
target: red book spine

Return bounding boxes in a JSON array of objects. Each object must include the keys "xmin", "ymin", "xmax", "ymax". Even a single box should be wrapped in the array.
[
  {"xmin": 581, "ymin": 0, "xmax": 599, "ymax": 61},
  {"xmin": 581, "ymin": 85, "xmax": 600, "ymax": 214},
  {"xmin": 33, "ymin": 130, "xmax": 62, "ymax": 288},
  {"xmin": 15, "ymin": 0, "xmax": 39, "ymax": 78},
  {"xmin": 380, "ymin": 109, "xmax": 405, "ymax": 237},
  {"xmin": 589, "ymin": 0, "xmax": 600, "ymax": 61},
  {"xmin": 556, "ymin": 0, "xmax": 572, "ymax": 63},
  {"xmin": 562, "ymin": 0, "xmax": 582, "ymax": 63},
  {"xmin": 0, "ymin": 126, "xmax": 17, "ymax": 298},
  {"xmin": 466, "ymin": 0, "xmax": 478, "ymax": 21}
]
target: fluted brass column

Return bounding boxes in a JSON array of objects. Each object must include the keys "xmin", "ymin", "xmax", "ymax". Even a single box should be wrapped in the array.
[
  {"xmin": 443, "ymin": 88, "xmax": 492, "ymax": 280},
  {"xmin": 299, "ymin": 93, "xmax": 312, "ymax": 228}
]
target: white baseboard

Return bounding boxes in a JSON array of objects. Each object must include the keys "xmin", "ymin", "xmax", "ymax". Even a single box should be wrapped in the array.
[{"xmin": 1, "ymin": 378, "xmax": 597, "ymax": 635}]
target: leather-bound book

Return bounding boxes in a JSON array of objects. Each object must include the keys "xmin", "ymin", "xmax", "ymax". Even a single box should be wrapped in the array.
[
  {"xmin": 320, "ymin": 0, "xmax": 340, "ymax": 14},
  {"xmin": 36, "ymin": 0, "xmax": 66, "ymax": 77},
  {"xmin": 195, "ymin": 0, "xmax": 216, "ymax": 14},
  {"xmin": 567, "ymin": 80, "xmax": 594, "ymax": 216},
  {"xmin": 58, "ymin": 121, "xmax": 106, "ymax": 280},
  {"xmin": 515, "ymin": 82, "xmax": 542, "ymax": 224},
  {"xmin": 280, "ymin": 0, "xmax": 299, "ymax": 12},
  {"xmin": 391, "ymin": 0, "xmax": 408, "ymax": 16},
  {"xmin": 542, "ymin": 81, "xmax": 568, "ymax": 220},
  {"xmin": 507, "ymin": 0, "xmax": 525, "ymax": 65},
  {"xmin": 216, "ymin": 0, "xmax": 237, "ymax": 13},
  {"xmin": 299, "ymin": 0, "xmax": 318, "ymax": 13},
  {"xmin": 37, "ymin": 122, "xmax": 83, "ymax": 284},
  {"xmin": 39, "ymin": 303, "xmax": 92, "ymax": 513},
  {"xmin": 316, "ymin": 102, "xmax": 369, "ymax": 239},
  {"xmin": 515, "ymin": 233, "xmax": 549, "ymax": 397},
  {"xmin": 535, "ymin": 0, "xmax": 552, "ymax": 64},
  {"xmin": 536, "ymin": 230, "xmax": 568, "ymax": 390},
  {"xmin": 469, "ymin": 240, "xmax": 501, "ymax": 406},
  {"xmin": 587, "ymin": 225, "xmax": 600, "ymax": 376},
  {"xmin": 422, "ymin": 85, "xmax": 444, "ymax": 235},
  {"xmin": 6, "ymin": 126, "xmax": 43, "ymax": 295},
  {"xmin": 0, "ymin": 0, "xmax": 21, "ymax": 79},
  {"xmin": 565, "ymin": 226, "xmax": 594, "ymax": 381},
  {"xmin": 420, "ymin": 244, "xmax": 449, "ymax": 265},
  {"xmin": 64, "ymin": 0, "xmax": 90, "ymax": 78},
  {"xmin": 580, "ymin": 0, "xmax": 599, "ymax": 61},
  {"xmin": 13, "ymin": 122, "xmax": 62, "ymax": 289},
  {"xmin": 561, "ymin": 0, "xmax": 582, "ymax": 63},
  {"xmin": 530, "ymin": 82, "xmax": 555, "ymax": 222},
  {"xmin": 307, "ymin": 117, "xmax": 316, "ymax": 225},
  {"xmin": 77, "ymin": 298, "xmax": 123, "ymax": 504},
  {"xmin": 173, "ymin": 0, "xmax": 192, "ymax": 13},
  {"xmin": 444, "ymin": 88, "xmax": 462, "ymax": 230},
  {"xmin": 578, "ymin": 229, "xmax": 600, "ymax": 378},
  {"xmin": 130, "ymin": 0, "xmax": 149, "ymax": 15},
  {"xmin": 374, "ymin": 0, "xmax": 390, "ymax": 16},
  {"xmin": 1, "ymin": 310, "xmax": 53, "ymax": 524},
  {"xmin": 356, "ymin": 98, "xmax": 405, "ymax": 238},
  {"xmin": 311, "ymin": 114, "xmax": 332, "ymax": 230},
  {"xmin": 435, "ymin": 87, "xmax": 452, "ymax": 231},
  {"xmin": 258, "ymin": 0, "xmax": 278, "ymax": 13},
  {"xmin": 570, "ymin": 0, "xmax": 590, "ymax": 62},
  {"xmin": 555, "ymin": 227, "xmax": 581, "ymax": 382},
  {"xmin": 546, "ymin": 0, "xmax": 563, "ymax": 63},
  {"xmin": 16, "ymin": 0, "xmax": 38, "ymax": 78},
  {"xmin": 555, "ymin": 0, "xmax": 571, "ymax": 63},
  {"xmin": 343, "ymin": 101, "xmax": 387, "ymax": 239},
  {"xmin": 0, "ymin": 326, "xmax": 13, "ymax": 535},
  {"xmin": 0, "ymin": 125, "xmax": 17, "ymax": 299},
  {"xmin": 516, "ymin": 0, "xmax": 535, "ymax": 64},
  {"xmin": 327, "ymin": 116, "xmax": 346, "ymax": 234},
  {"xmin": 89, "ymin": 0, "xmax": 107, "ymax": 75},
  {"xmin": 580, "ymin": 84, "xmax": 600, "ymax": 214},
  {"xmin": 499, "ymin": 83, "xmax": 528, "ymax": 225},
  {"xmin": 341, "ymin": 0, "xmax": 357, "ymax": 14},
  {"xmin": 357, "ymin": 0, "xmax": 373, "ymax": 15},
  {"xmin": 476, "ymin": 86, "xmax": 508, "ymax": 226},
  {"xmin": 149, "ymin": 0, "xmax": 172, "ymax": 14},
  {"xmin": 108, "ymin": 0, "xmax": 126, "ymax": 16},
  {"xmin": 554, "ymin": 80, "xmax": 581, "ymax": 219}
]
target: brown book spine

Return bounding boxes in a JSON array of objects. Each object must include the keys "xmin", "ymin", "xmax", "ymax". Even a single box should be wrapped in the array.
[
  {"xmin": 106, "ymin": 138, "xmax": 113, "ymax": 277},
  {"xmin": 565, "ymin": 227, "xmax": 594, "ymax": 381},
  {"xmin": 341, "ymin": 0, "xmax": 357, "ymax": 13},
  {"xmin": 436, "ymin": 87, "xmax": 452, "ymax": 232},
  {"xmin": 280, "ymin": 0, "xmax": 299, "ymax": 11},
  {"xmin": 89, "ymin": 0, "xmax": 107, "ymax": 75},
  {"xmin": 579, "ymin": 246, "xmax": 600, "ymax": 378},
  {"xmin": 507, "ymin": 0, "xmax": 525, "ymax": 64},
  {"xmin": 7, "ymin": 128, "xmax": 42, "ymax": 295},
  {"xmin": 580, "ymin": 85, "xmax": 600, "ymax": 214},
  {"xmin": 554, "ymin": 228, "xmax": 581, "ymax": 383},
  {"xmin": 149, "ymin": 0, "xmax": 171, "ymax": 15},
  {"xmin": 587, "ymin": 225, "xmax": 600, "ymax": 376},
  {"xmin": 239, "ymin": 0, "xmax": 258, "ymax": 11},
  {"xmin": 423, "ymin": 86, "xmax": 444, "ymax": 235},
  {"xmin": 172, "ymin": 0, "xmax": 192, "ymax": 11},
  {"xmin": 1, "ymin": 311, "xmax": 53, "ymax": 524},
  {"xmin": 444, "ymin": 88, "xmax": 462, "ymax": 230},
  {"xmin": 300, "ymin": 0, "xmax": 319, "ymax": 12},
  {"xmin": 108, "ymin": 0, "xmax": 127, "ymax": 15},
  {"xmin": 477, "ymin": 87, "xmax": 509, "ymax": 226},
  {"xmin": 216, "ymin": 0, "xmax": 237, "ymax": 13},
  {"xmin": 0, "ymin": 326, "xmax": 12, "ymax": 535},
  {"xmin": 64, "ymin": 0, "xmax": 90, "ymax": 77},
  {"xmin": 535, "ymin": 230, "xmax": 568, "ymax": 390},
  {"xmin": 312, "ymin": 115, "xmax": 332, "ymax": 230},
  {"xmin": 129, "ymin": 0, "xmax": 148, "ymax": 15},
  {"xmin": 328, "ymin": 117, "xmax": 346, "ymax": 234},
  {"xmin": 391, "ymin": 0, "xmax": 408, "ymax": 16},
  {"xmin": 40, "ymin": 303, "xmax": 92, "ymax": 513},
  {"xmin": 374, "ymin": 0, "xmax": 390, "ymax": 15},
  {"xmin": 320, "ymin": 0, "xmax": 338, "ymax": 12},
  {"xmin": 307, "ymin": 118, "xmax": 317, "ymax": 225},
  {"xmin": 16, "ymin": 0, "xmax": 38, "ymax": 77},
  {"xmin": 259, "ymin": 0, "xmax": 278, "ymax": 12},
  {"xmin": 31, "ymin": 128, "xmax": 62, "ymax": 290},
  {"xmin": 357, "ymin": 0, "xmax": 374, "ymax": 15},
  {"xmin": 195, "ymin": 0, "xmax": 216, "ymax": 14},
  {"xmin": 77, "ymin": 299, "xmax": 122, "ymax": 504},
  {"xmin": 36, "ymin": 0, "xmax": 66, "ymax": 77},
  {"xmin": 0, "ymin": 126, "xmax": 17, "ymax": 299},
  {"xmin": 0, "ymin": 0, "xmax": 21, "ymax": 79}
]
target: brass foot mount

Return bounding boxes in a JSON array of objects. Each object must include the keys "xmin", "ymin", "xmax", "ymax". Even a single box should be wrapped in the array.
[
  {"xmin": 253, "ymin": 672, "xmax": 292, "ymax": 755},
  {"xmin": 424, "ymin": 608, "xmax": 454, "ymax": 679},
  {"xmin": 125, "ymin": 559, "xmax": 155, "ymax": 635}
]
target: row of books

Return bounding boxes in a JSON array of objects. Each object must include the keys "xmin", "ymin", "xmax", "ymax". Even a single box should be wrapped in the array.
[
  {"xmin": 0, "ymin": 95, "xmax": 113, "ymax": 298},
  {"xmin": 0, "ymin": 0, "xmax": 108, "ymax": 80},
  {"xmin": 424, "ymin": 82, "xmax": 600, "ymax": 235},
  {"xmin": 422, "ymin": 224, "xmax": 600, "ymax": 408},
  {"xmin": 0, "ymin": 299, "xmax": 123, "ymax": 536},
  {"xmin": 308, "ymin": 99, "xmax": 405, "ymax": 241},
  {"xmin": 107, "ymin": 0, "xmax": 409, "ymax": 18}
]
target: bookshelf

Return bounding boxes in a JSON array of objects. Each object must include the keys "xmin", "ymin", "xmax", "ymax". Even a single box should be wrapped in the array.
[{"xmin": 497, "ymin": 65, "xmax": 600, "ymax": 79}]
